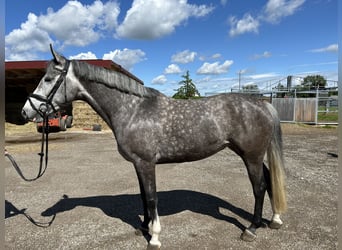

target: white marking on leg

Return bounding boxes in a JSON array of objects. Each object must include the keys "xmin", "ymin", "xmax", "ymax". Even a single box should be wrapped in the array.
[
  {"xmin": 149, "ymin": 214, "xmax": 161, "ymax": 248},
  {"xmin": 271, "ymin": 213, "xmax": 283, "ymax": 225}
]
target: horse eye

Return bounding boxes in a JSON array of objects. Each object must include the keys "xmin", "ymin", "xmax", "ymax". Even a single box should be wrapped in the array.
[{"xmin": 44, "ymin": 77, "xmax": 52, "ymax": 82}]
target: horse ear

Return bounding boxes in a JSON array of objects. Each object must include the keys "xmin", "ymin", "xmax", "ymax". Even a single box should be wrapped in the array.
[{"xmin": 50, "ymin": 44, "xmax": 66, "ymax": 65}]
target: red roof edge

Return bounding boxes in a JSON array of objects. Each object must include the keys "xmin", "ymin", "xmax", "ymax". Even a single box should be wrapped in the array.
[
  {"xmin": 5, "ymin": 59, "xmax": 144, "ymax": 85},
  {"xmin": 5, "ymin": 60, "xmax": 49, "ymax": 70}
]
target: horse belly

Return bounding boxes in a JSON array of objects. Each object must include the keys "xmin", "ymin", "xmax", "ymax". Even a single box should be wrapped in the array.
[
  {"xmin": 156, "ymin": 136, "xmax": 227, "ymax": 163},
  {"xmin": 156, "ymin": 111, "xmax": 228, "ymax": 163}
]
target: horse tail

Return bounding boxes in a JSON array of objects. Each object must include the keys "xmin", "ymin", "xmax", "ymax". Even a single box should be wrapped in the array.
[{"xmin": 265, "ymin": 102, "xmax": 287, "ymax": 214}]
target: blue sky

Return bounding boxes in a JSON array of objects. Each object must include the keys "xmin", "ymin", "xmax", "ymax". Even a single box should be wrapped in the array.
[{"xmin": 5, "ymin": 0, "xmax": 338, "ymax": 96}]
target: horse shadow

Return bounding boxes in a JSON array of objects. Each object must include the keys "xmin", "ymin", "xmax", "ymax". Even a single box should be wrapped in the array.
[
  {"xmin": 40, "ymin": 190, "xmax": 263, "ymax": 233},
  {"xmin": 5, "ymin": 200, "xmax": 27, "ymax": 218}
]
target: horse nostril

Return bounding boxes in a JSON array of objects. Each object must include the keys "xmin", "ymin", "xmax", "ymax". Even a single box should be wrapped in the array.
[{"xmin": 21, "ymin": 109, "xmax": 27, "ymax": 119}]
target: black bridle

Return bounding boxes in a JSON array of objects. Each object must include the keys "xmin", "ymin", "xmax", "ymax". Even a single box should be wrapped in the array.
[
  {"xmin": 28, "ymin": 60, "xmax": 70, "ymax": 117},
  {"xmin": 6, "ymin": 60, "xmax": 70, "ymax": 181}
]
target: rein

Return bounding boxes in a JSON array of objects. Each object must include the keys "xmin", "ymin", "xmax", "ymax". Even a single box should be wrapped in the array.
[
  {"xmin": 5, "ymin": 116, "xmax": 49, "ymax": 182},
  {"xmin": 6, "ymin": 60, "xmax": 70, "ymax": 181}
]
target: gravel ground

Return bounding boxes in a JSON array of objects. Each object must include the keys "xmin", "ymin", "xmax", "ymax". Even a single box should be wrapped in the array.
[{"xmin": 5, "ymin": 124, "xmax": 338, "ymax": 249}]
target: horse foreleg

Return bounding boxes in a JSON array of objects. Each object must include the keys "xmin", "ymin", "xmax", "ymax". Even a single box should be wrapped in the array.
[
  {"xmin": 135, "ymin": 173, "xmax": 150, "ymax": 235},
  {"xmin": 241, "ymin": 159, "xmax": 267, "ymax": 242},
  {"xmin": 134, "ymin": 161, "xmax": 161, "ymax": 249}
]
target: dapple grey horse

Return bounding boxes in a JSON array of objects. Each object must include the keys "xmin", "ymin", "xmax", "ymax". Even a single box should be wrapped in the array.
[{"xmin": 22, "ymin": 45, "xmax": 287, "ymax": 249}]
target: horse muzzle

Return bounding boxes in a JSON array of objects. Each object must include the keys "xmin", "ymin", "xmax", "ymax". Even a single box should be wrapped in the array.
[
  {"xmin": 21, "ymin": 105, "xmax": 38, "ymax": 122},
  {"xmin": 22, "ymin": 98, "xmax": 53, "ymax": 122}
]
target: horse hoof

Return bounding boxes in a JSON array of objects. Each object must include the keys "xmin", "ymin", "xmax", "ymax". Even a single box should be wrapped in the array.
[
  {"xmin": 269, "ymin": 220, "xmax": 282, "ymax": 229},
  {"xmin": 240, "ymin": 229, "xmax": 257, "ymax": 242},
  {"xmin": 147, "ymin": 243, "xmax": 161, "ymax": 250}
]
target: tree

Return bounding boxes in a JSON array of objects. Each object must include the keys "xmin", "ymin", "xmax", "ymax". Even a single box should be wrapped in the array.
[
  {"xmin": 240, "ymin": 84, "xmax": 261, "ymax": 97},
  {"xmin": 242, "ymin": 84, "xmax": 259, "ymax": 93},
  {"xmin": 302, "ymin": 75, "xmax": 327, "ymax": 89},
  {"xmin": 172, "ymin": 71, "xmax": 200, "ymax": 99},
  {"xmin": 295, "ymin": 75, "xmax": 327, "ymax": 97},
  {"xmin": 273, "ymin": 83, "xmax": 287, "ymax": 98}
]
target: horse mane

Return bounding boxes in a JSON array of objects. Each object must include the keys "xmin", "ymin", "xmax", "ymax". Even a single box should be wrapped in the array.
[{"xmin": 71, "ymin": 60, "xmax": 159, "ymax": 98}]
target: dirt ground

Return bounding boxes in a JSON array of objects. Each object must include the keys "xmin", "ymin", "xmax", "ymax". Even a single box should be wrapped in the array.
[{"xmin": 4, "ymin": 123, "xmax": 338, "ymax": 249}]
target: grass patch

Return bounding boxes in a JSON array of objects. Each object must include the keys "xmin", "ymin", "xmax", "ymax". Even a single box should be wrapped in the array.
[{"xmin": 317, "ymin": 112, "xmax": 338, "ymax": 123}]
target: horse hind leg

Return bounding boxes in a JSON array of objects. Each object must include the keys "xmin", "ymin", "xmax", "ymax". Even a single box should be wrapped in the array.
[{"xmin": 240, "ymin": 157, "xmax": 268, "ymax": 242}]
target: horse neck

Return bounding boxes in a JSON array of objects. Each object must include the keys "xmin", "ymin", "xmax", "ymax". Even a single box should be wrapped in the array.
[{"xmin": 77, "ymin": 78, "xmax": 142, "ymax": 131}]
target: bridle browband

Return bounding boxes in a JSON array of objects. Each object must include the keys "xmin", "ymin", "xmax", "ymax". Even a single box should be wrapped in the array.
[{"xmin": 6, "ymin": 60, "xmax": 70, "ymax": 182}]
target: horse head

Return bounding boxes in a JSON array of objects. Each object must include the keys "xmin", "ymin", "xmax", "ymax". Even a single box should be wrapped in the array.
[{"xmin": 21, "ymin": 45, "xmax": 77, "ymax": 121}]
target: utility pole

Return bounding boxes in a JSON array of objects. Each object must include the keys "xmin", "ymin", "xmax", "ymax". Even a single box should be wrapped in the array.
[
  {"xmin": 238, "ymin": 70, "xmax": 244, "ymax": 92},
  {"xmin": 238, "ymin": 71, "xmax": 241, "ymax": 91}
]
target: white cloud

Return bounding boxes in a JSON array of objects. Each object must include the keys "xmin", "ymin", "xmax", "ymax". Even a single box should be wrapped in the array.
[
  {"xmin": 238, "ymin": 68, "xmax": 249, "ymax": 74},
  {"xmin": 171, "ymin": 50, "xmax": 197, "ymax": 64},
  {"xmin": 5, "ymin": 13, "xmax": 53, "ymax": 60},
  {"xmin": 152, "ymin": 75, "xmax": 167, "ymax": 84},
  {"xmin": 228, "ymin": 0, "xmax": 305, "ymax": 37},
  {"xmin": 103, "ymin": 48, "xmax": 146, "ymax": 71},
  {"xmin": 229, "ymin": 14, "xmax": 259, "ymax": 37},
  {"xmin": 69, "ymin": 52, "xmax": 98, "ymax": 60},
  {"xmin": 248, "ymin": 72, "xmax": 279, "ymax": 79},
  {"xmin": 263, "ymin": 0, "xmax": 305, "ymax": 24},
  {"xmin": 212, "ymin": 53, "xmax": 222, "ymax": 59},
  {"xmin": 164, "ymin": 64, "xmax": 182, "ymax": 74},
  {"xmin": 38, "ymin": 0, "xmax": 119, "ymax": 46},
  {"xmin": 221, "ymin": 0, "xmax": 228, "ymax": 6},
  {"xmin": 309, "ymin": 44, "xmax": 338, "ymax": 53},
  {"xmin": 251, "ymin": 51, "xmax": 272, "ymax": 60},
  {"xmin": 5, "ymin": 0, "xmax": 120, "ymax": 60},
  {"xmin": 199, "ymin": 53, "xmax": 221, "ymax": 61},
  {"xmin": 197, "ymin": 60, "xmax": 234, "ymax": 75},
  {"xmin": 115, "ymin": 0, "xmax": 214, "ymax": 39}
]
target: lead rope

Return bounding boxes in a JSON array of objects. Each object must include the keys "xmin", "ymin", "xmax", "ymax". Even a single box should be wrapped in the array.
[
  {"xmin": 5, "ymin": 114, "xmax": 56, "ymax": 228},
  {"xmin": 5, "ymin": 113, "xmax": 49, "ymax": 182}
]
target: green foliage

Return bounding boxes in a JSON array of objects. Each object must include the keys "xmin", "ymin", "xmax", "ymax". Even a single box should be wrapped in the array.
[
  {"xmin": 242, "ymin": 84, "xmax": 259, "ymax": 92},
  {"xmin": 241, "ymin": 84, "xmax": 261, "ymax": 97},
  {"xmin": 302, "ymin": 75, "xmax": 327, "ymax": 89},
  {"xmin": 295, "ymin": 75, "xmax": 327, "ymax": 97},
  {"xmin": 272, "ymin": 83, "xmax": 288, "ymax": 97},
  {"xmin": 172, "ymin": 71, "xmax": 200, "ymax": 99}
]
